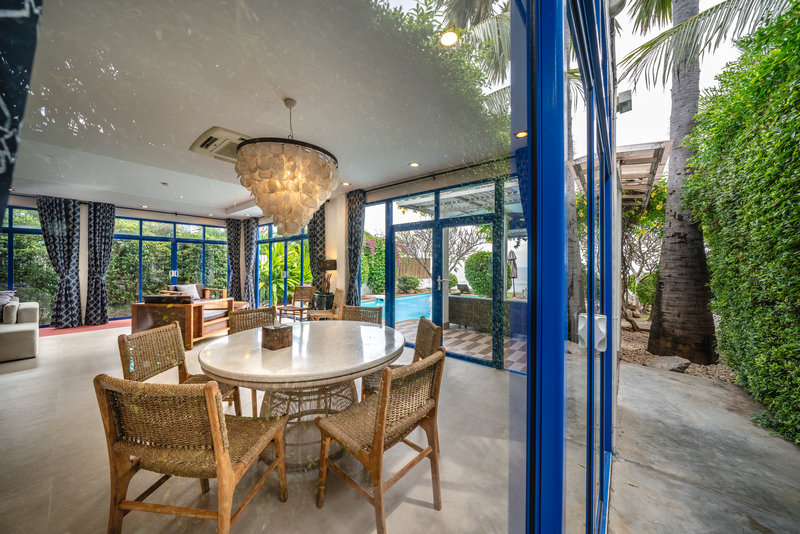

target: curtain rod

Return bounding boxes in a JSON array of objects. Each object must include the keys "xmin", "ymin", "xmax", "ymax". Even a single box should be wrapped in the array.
[{"xmin": 364, "ymin": 156, "xmax": 511, "ymax": 194}]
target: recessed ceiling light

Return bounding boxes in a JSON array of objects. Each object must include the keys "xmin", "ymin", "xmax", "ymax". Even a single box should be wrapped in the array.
[
  {"xmin": 440, "ymin": 30, "xmax": 458, "ymax": 47},
  {"xmin": 341, "ymin": 181, "xmax": 351, "ymax": 186},
  {"xmin": 8, "ymin": 188, "xmax": 13, "ymax": 192},
  {"xmin": 515, "ymin": 131, "xmax": 528, "ymax": 138},
  {"xmin": 208, "ymin": 213, "xmax": 214, "ymax": 217},
  {"xmin": 409, "ymin": 162, "xmax": 420, "ymax": 167},
  {"xmin": 141, "ymin": 205, "xmax": 148, "ymax": 209}
]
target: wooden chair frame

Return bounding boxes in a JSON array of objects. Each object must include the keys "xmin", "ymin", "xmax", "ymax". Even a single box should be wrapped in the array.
[
  {"xmin": 277, "ymin": 285, "xmax": 316, "ymax": 322},
  {"xmin": 94, "ymin": 376, "xmax": 288, "ymax": 534},
  {"xmin": 316, "ymin": 350, "xmax": 446, "ymax": 534},
  {"xmin": 308, "ymin": 288, "xmax": 345, "ymax": 321}
]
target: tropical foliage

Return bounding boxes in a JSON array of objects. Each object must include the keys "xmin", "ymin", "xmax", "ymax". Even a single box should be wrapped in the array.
[
  {"xmin": 259, "ymin": 241, "xmax": 311, "ymax": 306},
  {"xmin": 684, "ymin": 5, "xmax": 800, "ymax": 443},
  {"xmin": 397, "ymin": 275, "xmax": 421, "ymax": 293},
  {"xmin": 361, "ymin": 232, "xmax": 386, "ymax": 294},
  {"xmin": 464, "ymin": 250, "xmax": 511, "ymax": 296}
]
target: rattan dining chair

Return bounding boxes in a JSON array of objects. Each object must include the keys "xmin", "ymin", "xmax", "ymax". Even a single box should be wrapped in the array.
[
  {"xmin": 117, "ymin": 322, "xmax": 242, "ymax": 416},
  {"xmin": 229, "ymin": 306, "xmax": 277, "ymax": 416},
  {"xmin": 315, "ymin": 350, "xmax": 445, "ymax": 534},
  {"xmin": 341, "ymin": 305, "xmax": 382, "ymax": 324},
  {"xmin": 308, "ymin": 288, "xmax": 345, "ymax": 321},
  {"xmin": 361, "ymin": 316, "xmax": 443, "ymax": 400},
  {"xmin": 94, "ymin": 374, "xmax": 288, "ymax": 534},
  {"xmin": 277, "ymin": 285, "xmax": 316, "ymax": 322}
]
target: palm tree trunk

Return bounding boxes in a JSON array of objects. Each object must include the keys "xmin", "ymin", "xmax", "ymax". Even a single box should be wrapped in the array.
[{"xmin": 647, "ymin": 0, "xmax": 716, "ymax": 363}]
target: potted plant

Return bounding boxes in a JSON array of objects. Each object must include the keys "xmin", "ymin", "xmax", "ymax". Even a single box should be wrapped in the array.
[{"xmin": 312, "ymin": 272, "xmax": 334, "ymax": 310}]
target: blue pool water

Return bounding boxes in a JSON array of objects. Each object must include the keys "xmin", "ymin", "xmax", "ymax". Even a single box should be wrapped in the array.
[{"xmin": 361, "ymin": 293, "xmax": 431, "ymax": 323}]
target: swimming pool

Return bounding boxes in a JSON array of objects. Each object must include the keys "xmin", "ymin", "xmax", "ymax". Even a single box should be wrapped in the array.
[{"xmin": 361, "ymin": 293, "xmax": 431, "ymax": 323}]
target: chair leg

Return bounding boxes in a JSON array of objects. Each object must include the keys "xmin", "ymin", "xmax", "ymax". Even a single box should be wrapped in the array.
[
  {"xmin": 274, "ymin": 428, "xmax": 288, "ymax": 502},
  {"xmin": 316, "ymin": 435, "xmax": 331, "ymax": 508},
  {"xmin": 251, "ymin": 389, "xmax": 258, "ymax": 417},
  {"xmin": 232, "ymin": 387, "xmax": 242, "ymax": 417},
  {"xmin": 371, "ymin": 471, "xmax": 387, "ymax": 534},
  {"xmin": 422, "ymin": 418, "xmax": 442, "ymax": 510},
  {"xmin": 216, "ymin": 473, "xmax": 235, "ymax": 534},
  {"xmin": 108, "ymin": 455, "xmax": 136, "ymax": 534},
  {"xmin": 200, "ymin": 478, "xmax": 210, "ymax": 494}
]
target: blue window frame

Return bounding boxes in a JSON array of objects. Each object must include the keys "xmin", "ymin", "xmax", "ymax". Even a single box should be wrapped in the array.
[
  {"xmin": 254, "ymin": 223, "xmax": 310, "ymax": 308},
  {"xmin": 107, "ymin": 217, "xmax": 228, "ymax": 319},
  {"xmin": 0, "ymin": 206, "xmax": 57, "ymax": 325}
]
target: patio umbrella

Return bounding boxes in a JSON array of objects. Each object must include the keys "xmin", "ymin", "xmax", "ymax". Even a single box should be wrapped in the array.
[{"xmin": 507, "ymin": 250, "xmax": 518, "ymax": 296}]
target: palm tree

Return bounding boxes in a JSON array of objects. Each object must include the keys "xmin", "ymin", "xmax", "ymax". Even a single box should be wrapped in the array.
[{"xmin": 621, "ymin": 0, "xmax": 790, "ymax": 363}]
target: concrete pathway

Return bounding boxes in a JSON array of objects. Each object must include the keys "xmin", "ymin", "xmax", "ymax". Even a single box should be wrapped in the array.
[{"xmin": 609, "ymin": 362, "xmax": 800, "ymax": 533}]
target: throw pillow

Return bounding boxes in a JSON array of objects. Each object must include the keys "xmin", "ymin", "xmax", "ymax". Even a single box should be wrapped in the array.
[
  {"xmin": 3, "ymin": 301, "xmax": 19, "ymax": 324},
  {"xmin": 0, "ymin": 290, "xmax": 16, "ymax": 312},
  {"xmin": 175, "ymin": 284, "xmax": 201, "ymax": 300}
]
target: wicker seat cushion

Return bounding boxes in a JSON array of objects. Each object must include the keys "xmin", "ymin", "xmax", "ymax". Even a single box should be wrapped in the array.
[
  {"xmin": 317, "ymin": 393, "xmax": 434, "ymax": 454},
  {"xmin": 183, "ymin": 373, "xmax": 236, "ymax": 396},
  {"xmin": 114, "ymin": 415, "xmax": 283, "ymax": 478}
]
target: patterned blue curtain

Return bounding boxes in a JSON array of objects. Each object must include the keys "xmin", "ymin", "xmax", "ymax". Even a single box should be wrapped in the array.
[
  {"xmin": 307, "ymin": 204, "xmax": 326, "ymax": 291},
  {"xmin": 242, "ymin": 218, "xmax": 258, "ymax": 307},
  {"xmin": 0, "ymin": 1, "xmax": 44, "ymax": 216},
  {"xmin": 226, "ymin": 218, "xmax": 242, "ymax": 301},
  {"xmin": 36, "ymin": 196, "xmax": 81, "ymax": 328},
  {"xmin": 85, "ymin": 202, "xmax": 115, "ymax": 325},
  {"xmin": 345, "ymin": 190, "xmax": 366, "ymax": 305}
]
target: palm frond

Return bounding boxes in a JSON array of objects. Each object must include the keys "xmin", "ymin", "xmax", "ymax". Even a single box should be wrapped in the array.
[
  {"xmin": 435, "ymin": 0, "xmax": 498, "ymax": 27},
  {"xmin": 484, "ymin": 85, "xmax": 510, "ymax": 115},
  {"xmin": 567, "ymin": 68, "xmax": 585, "ymax": 107},
  {"xmin": 620, "ymin": 0, "xmax": 792, "ymax": 87},
  {"xmin": 627, "ymin": 0, "xmax": 672, "ymax": 34},
  {"xmin": 467, "ymin": 12, "xmax": 511, "ymax": 84}
]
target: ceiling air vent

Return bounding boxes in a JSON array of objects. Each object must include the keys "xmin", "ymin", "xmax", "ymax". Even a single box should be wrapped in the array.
[{"xmin": 189, "ymin": 126, "xmax": 251, "ymax": 164}]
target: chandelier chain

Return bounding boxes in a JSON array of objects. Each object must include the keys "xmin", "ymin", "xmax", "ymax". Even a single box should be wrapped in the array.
[{"xmin": 288, "ymin": 107, "xmax": 294, "ymax": 140}]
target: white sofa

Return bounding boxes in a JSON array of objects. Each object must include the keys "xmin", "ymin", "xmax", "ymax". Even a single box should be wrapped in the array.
[{"xmin": 0, "ymin": 299, "xmax": 40, "ymax": 363}]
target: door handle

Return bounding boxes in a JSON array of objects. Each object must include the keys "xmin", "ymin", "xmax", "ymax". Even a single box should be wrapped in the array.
[
  {"xmin": 578, "ymin": 313, "xmax": 607, "ymax": 351},
  {"xmin": 436, "ymin": 276, "xmax": 443, "ymax": 291}
]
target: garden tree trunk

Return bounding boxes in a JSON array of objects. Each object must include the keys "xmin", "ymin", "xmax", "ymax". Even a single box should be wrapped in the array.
[{"xmin": 647, "ymin": 0, "xmax": 716, "ymax": 364}]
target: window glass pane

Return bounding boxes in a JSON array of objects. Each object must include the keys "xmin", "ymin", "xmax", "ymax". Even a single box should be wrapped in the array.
[
  {"xmin": 258, "ymin": 243, "xmax": 270, "ymax": 306},
  {"xmin": 176, "ymin": 224, "xmax": 203, "ymax": 240},
  {"xmin": 177, "ymin": 242, "xmax": 202, "ymax": 284},
  {"xmin": 505, "ymin": 178, "xmax": 528, "ymax": 375},
  {"xmin": 142, "ymin": 220, "xmax": 173, "ymax": 238},
  {"xmin": 270, "ymin": 242, "xmax": 285, "ymax": 305},
  {"xmin": 114, "ymin": 218, "xmax": 139, "ymax": 235},
  {"xmin": 286, "ymin": 240, "xmax": 304, "ymax": 302},
  {"xmin": 205, "ymin": 226, "xmax": 226, "ymax": 241},
  {"xmin": 301, "ymin": 239, "xmax": 312, "ymax": 286},
  {"xmin": 0, "ymin": 234, "xmax": 7, "ymax": 287},
  {"xmin": 361, "ymin": 204, "xmax": 386, "ymax": 302},
  {"xmin": 439, "ymin": 182, "xmax": 495, "ymax": 218},
  {"xmin": 13, "ymin": 234, "xmax": 57, "ymax": 324},
  {"xmin": 204, "ymin": 244, "xmax": 228, "ymax": 290},
  {"xmin": 107, "ymin": 239, "xmax": 140, "ymax": 317},
  {"xmin": 13, "ymin": 208, "xmax": 41, "ymax": 229},
  {"xmin": 2, "ymin": 209, "xmax": 8, "ymax": 228},
  {"xmin": 258, "ymin": 225, "xmax": 270, "ymax": 240},
  {"xmin": 392, "ymin": 194, "xmax": 434, "ymax": 224},
  {"xmin": 141, "ymin": 241, "xmax": 171, "ymax": 295}
]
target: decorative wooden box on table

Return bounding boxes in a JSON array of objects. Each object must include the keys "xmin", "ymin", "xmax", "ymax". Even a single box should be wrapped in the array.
[{"xmin": 130, "ymin": 284, "xmax": 233, "ymax": 349}]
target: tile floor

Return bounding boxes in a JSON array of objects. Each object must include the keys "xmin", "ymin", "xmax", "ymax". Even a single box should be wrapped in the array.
[
  {"xmin": 0, "ymin": 326, "xmax": 526, "ymax": 533},
  {"xmin": 394, "ymin": 319, "xmax": 528, "ymax": 373}
]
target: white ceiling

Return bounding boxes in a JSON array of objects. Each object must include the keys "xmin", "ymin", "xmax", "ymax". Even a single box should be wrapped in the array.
[{"xmin": 13, "ymin": 0, "xmax": 506, "ymax": 218}]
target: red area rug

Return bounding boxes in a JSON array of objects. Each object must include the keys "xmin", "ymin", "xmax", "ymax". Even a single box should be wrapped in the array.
[{"xmin": 39, "ymin": 319, "xmax": 131, "ymax": 337}]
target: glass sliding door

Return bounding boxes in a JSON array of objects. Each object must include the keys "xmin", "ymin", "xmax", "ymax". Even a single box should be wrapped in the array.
[
  {"xmin": 392, "ymin": 227, "xmax": 433, "ymax": 335},
  {"xmin": 204, "ymin": 243, "xmax": 227, "ymax": 289},
  {"xmin": 13, "ymin": 234, "xmax": 58, "ymax": 324},
  {"xmin": 107, "ymin": 239, "xmax": 139, "ymax": 318},
  {"xmin": 141, "ymin": 241, "xmax": 171, "ymax": 296}
]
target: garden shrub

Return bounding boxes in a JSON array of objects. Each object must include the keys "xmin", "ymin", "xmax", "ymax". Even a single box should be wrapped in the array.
[
  {"xmin": 633, "ymin": 272, "xmax": 658, "ymax": 308},
  {"xmin": 685, "ymin": 5, "xmax": 800, "ymax": 444},
  {"xmin": 464, "ymin": 251, "xmax": 512, "ymax": 296},
  {"xmin": 396, "ymin": 275, "xmax": 420, "ymax": 293},
  {"xmin": 448, "ymin": 273, "xmax": 458, "ymax": 290}
]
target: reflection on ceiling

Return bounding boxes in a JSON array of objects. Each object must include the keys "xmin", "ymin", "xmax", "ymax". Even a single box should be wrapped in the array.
[{"xmin": 14, "ymin": 0, "xmax": 506, "ymax": 217}]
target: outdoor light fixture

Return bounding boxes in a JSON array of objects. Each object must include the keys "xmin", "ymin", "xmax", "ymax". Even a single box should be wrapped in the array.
[
  {"xmin": 515, "ymin": 131, "xmax": 528, "ymax": 138},
  {"xmin": 141, "ymin": 205, "xmax": 148, "ymax": 209},
  {"xmin": 235, "ymin": 97, "xmax": 339, "ymax": 237},
  {"xmin": 409, "ymin": 162, "xmax": 420, "ymax": 167},
  {"xmin": 440, "ymin": 30, "xmax": 458, "ymax": 47}
]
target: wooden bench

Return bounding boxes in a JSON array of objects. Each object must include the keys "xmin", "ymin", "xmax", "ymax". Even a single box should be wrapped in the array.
[{"xmin": 131, "ymin": 296, "xmax": 234, "ymax": 349}]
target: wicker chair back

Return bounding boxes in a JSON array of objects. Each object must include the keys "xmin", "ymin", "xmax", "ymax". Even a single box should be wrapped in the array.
[
  {"xmin": 291, "ymin": 285, "xmax": 316, "ymax": 304},
  {"xmin": 412, "ymin": 317, "xmax": 443, "ymax": 362},
  {"xmin": 229, "ymin": 306, "xmax": 277, "ymax": 334},
  {"xmin": 118, "ymin": 322, "xmax": 186, "ymax": 382},
  {"xmin": 341, "ymin": 305, "xmax": 382, "ymax": 325}
]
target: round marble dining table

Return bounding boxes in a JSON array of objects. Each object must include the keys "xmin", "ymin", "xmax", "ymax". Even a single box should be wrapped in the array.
[
  {"xmin": 198, "ymin": 320, "xmax": 405, "ymax": 471},
  {"xmin": 198, "ymin": 320, "xmax": 405, "ymax": 390}
]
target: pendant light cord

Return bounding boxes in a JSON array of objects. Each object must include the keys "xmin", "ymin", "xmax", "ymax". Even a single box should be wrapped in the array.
[{"xmin": 288, "ymin": 107, "xmax": 294, "ymax": 140}]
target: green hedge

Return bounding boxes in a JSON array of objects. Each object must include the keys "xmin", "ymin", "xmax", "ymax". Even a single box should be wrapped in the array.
[
  {"xmin": 464, "ymin": 251, "xmax": 512, "ymax": 296},
  {"xmin": 396, "ymin": 275, "xmax": 420, "ymax": 293},
  {"xmin": 685, "ymin": 6, "xmax": 800, "ymax": 444}
]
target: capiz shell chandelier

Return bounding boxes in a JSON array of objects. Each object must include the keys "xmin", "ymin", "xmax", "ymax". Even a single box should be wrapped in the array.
[{"xmin": 235, "ymin": 98, "xmax": 338, "ymax": 236}]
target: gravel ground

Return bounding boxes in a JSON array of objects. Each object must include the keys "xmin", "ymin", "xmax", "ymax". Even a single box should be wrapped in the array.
[{"xmin": 619, "ymin": 327, "xmax": 734, "ymax": 383}]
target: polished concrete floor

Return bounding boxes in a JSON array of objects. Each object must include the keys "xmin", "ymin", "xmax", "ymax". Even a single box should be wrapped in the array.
[{"xmin": 0, "ymin": 327, "xmax": 526, "ymax": 533}]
